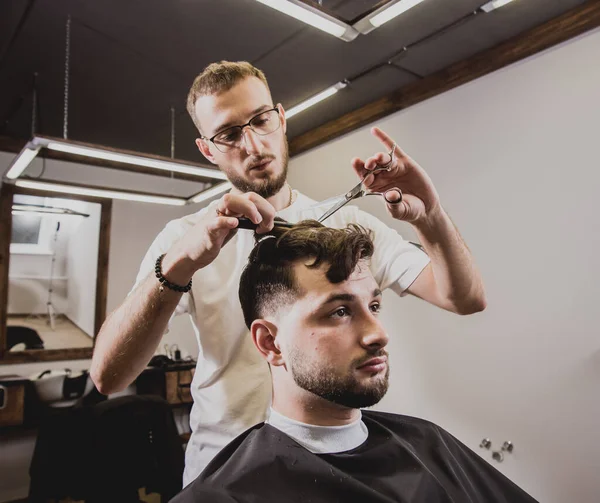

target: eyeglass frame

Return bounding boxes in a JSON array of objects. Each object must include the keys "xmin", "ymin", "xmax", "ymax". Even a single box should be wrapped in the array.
[{"xmin": 199, "ymin": 105, "xmax": 283, "ymax": 152}]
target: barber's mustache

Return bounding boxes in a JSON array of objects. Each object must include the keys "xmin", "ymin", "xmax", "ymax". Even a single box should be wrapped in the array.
[
  {"xmin": 246, "ymin": 155, "xmax": 275, "ymax": 171},
  {"xmin": 355, "ymin": 349, "xmax": 388, "ymax": 368}
]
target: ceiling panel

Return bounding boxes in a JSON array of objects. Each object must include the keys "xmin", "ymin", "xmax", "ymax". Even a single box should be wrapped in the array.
[
  {"xmin": 286, "ymin": 63, "xmax": 416, "ymax": 138},
  {"xmin": 0, "ymin": 0, "xmax": 593, "ymax": 163},
  {"xmin": 250, "ymin": 0, "xmax": 502, "ymax": 127},
  {"xmin": 399, "ymin": 0, "xmax": 590, "ymax": 76}
]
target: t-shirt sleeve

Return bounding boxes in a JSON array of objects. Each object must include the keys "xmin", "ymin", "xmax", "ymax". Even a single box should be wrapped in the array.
[
  {"xmin": 129, "ymin": 222, "xmax": 191, "ymax": 332},
  {"xmin": 352, "ymin": 208, "xmax": 430, "ymax": 295}
]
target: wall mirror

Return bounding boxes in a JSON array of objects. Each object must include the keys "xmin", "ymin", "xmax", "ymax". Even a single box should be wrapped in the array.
[{"xmin": 0, "ymin": 182, "xmax": 111, "ymax": 364}]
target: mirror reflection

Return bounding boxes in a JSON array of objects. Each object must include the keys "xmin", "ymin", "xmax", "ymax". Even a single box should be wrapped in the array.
[{"xmin": 7, "ymin": 194, "xmax": 101, "ymax": 351}]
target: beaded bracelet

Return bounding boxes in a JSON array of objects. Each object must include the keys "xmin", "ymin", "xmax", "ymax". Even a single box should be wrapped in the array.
[{"xmin": 155, "ymin": 254, "xmax": 192, "ymax": 293}]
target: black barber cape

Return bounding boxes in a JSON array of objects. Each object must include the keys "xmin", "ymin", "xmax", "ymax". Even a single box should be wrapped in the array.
[{"xmin": 172, "ymin": 410, "xmax": 538, "ymax": 503}]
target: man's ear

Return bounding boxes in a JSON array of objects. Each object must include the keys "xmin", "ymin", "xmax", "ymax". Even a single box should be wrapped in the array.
[
  {"xmin": 251, "ymin": 319, "xmax": 284, "ymax": 367},
  {"xmin": 277, "ymin": 103, "xmax": 287, "ymax": 135},
  {"xmin": 195, "ymin": 137, "xmax": 217, "ymax": 165}
]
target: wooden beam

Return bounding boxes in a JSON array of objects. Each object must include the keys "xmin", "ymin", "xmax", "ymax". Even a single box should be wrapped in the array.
[
  {"xmin": 0, "ymin": 347, "xmax": 93, "ymax": 364},
  {"xmin": 0, "ymin": 183, "xmax": 14, "ymax": 358},
  {"xmin": 289, "ymin": 1, "xmax": 600, "ymax": 156},
  {"xmin": 95, "ymin": 199, "xmax": 111, "ymax": 342},
  {"xmin": 0, "ymin": 134, "xmax": 220, "ymax": 184}
]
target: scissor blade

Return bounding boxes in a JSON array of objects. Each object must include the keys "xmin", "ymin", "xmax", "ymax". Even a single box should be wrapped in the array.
[
  {"xmin": 317, "ymin": 181, "xmax": 365, "ymax": 223},
  {"xmin": 308, "ymin": 194, "xmax": 346, "ymax": 210},
  {"xmin": 317, "ymin": 197, "xmax": 351, "ymax": 223}
]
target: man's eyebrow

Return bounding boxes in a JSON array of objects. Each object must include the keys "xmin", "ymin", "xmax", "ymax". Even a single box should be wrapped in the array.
[
  {"xmin": 322, "ymin": 293, "xmax": 355, "ymax": 306},
  {"xmin": 212, "ymin": 105, "xmax": 273, "ymax": 136},
  {"xmin": 320, "ymin": 289, "xmax": 382, "ymax": 308}
]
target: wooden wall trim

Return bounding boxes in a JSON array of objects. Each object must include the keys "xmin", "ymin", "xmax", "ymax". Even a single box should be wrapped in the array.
[
  {"xmin": 0, "ymin": 183, "xmax": 15, "ymax": 359},
  {"xmin": 289, "ymin": 1, "xmax": 600, "ymax": 156},
  {"xmin": 1, "ymin": 347, "xmax": 93, "ymax": 364},
  {"xmin": 95, "ymin": 199, "xmax": 111, "ymax": 342}
]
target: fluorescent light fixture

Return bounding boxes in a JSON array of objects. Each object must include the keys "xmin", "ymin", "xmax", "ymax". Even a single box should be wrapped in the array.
[
  {"xmin": 480, "ymin": 0, "xmax": 516, "ymax": 12},
  {"xmin": 15, "ymin": 179, "xmax": 188, "ymax": 206},
  {"xmin": 286, "ymin": 82, "xmax": 348, "ymax": 119},
  {"xmin": 353, "ymin": 0, "xmax": 425, "ymax": 34},
  {"xmin": 12, "ymin": 210, "xmax": 85, "ymax": 217},
  {"xmin": 189, "ymin": 182, "xmax": 232, "ymax": 204},
  {"xmin": 4, "ymin": 143, "xmax": 41, "ymax": 179},
  {"xmin": 12, "ymin": 203, "xmax": 90, "ymax": 217},
  {"xmin": 255, "ymin": 0, "xmax": 358, "ymax": 41},
  {"xmin": 41, "ymin": 138, "xmax": 227, "ymax": 180},
  {"xmin": 12, "ymin": 204, "xmax": 90, "ymax": 217}
]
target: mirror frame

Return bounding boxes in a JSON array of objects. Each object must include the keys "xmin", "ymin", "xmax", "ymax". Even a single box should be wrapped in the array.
[{"xmin": 0, "ymin": 182, "xmax": 112, "ymax": 364}]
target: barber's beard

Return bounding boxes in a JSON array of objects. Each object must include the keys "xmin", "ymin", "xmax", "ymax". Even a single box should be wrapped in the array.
[
  {"xmin": 288, "ymin": 348, "xmax": 390, "ymax": 409},
  {"xmin": 225, "ymin": 137, "xmax": 289, "ymax": 199}
]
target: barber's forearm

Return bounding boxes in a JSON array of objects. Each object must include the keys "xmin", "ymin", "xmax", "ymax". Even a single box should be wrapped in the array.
[
  {"xmin": 413, "ymin": 207, "xmax": 486, "ymax": 314},
  {"xmin": 90, "ymin": 271, "xmax": 183, "ymax": 395}
]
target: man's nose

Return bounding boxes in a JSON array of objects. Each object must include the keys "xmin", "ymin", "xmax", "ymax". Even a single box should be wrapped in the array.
[
  {"xmin": 241, "ymin": 127, "xmax": 264, "ymax": 156},
  {"xmin": 359, "ymin": 315, "xmax": 389, "ymax": 350}
]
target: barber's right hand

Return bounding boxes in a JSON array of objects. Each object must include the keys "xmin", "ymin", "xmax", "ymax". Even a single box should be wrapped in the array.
[{"xmin": 161, "ymin": 192, "xmax": 276, "ymax": 283}]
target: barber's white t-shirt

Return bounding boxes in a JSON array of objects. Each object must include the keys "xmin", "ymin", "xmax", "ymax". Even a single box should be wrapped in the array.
[{"xmin": 132, "ymin": 190, "xmax": 429, "ymax": 486}]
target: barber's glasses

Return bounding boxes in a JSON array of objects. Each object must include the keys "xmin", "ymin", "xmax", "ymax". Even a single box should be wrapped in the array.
[{"xmin": 204, "ymin": 107, "xmax": 281, "ymax": 153}]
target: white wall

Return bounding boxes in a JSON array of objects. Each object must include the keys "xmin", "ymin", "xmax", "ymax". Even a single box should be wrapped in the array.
[
  {"xmin": 288, "ymin": 28, "xmax": 600, "ymax": 503},
  {"xmin": 8, "ymin": 255, "xmax": 68, "ymax": 315},
  {"xmin": 8, "ymin": 198, "xmax": 70, "ymax": 315},
  {"xmin": 66, "ymin": 200, "xmax": 101, "ymax": 336}
]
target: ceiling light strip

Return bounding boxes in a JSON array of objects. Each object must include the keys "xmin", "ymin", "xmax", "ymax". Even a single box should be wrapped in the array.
[
  {"xmin": 353, "ymin": 0, "xmax": 426, "ymax": 34},
  {"xmin": 189, "ymin": 182, "xmax": 233, "ymax": 204},
  {"xmin": 254, "ymin": 0, "xmax": 358, "ymax": 41},
  {"xmin": 15, "ymin": 179, "xmax": 188, "ymax": 206},
  {"xmin": 480, "ymin": 0, "xmax": 516, "ymax": 13},
  {"xmin": 4, "ymin": 143, "xmax": 41, "ymax": 179},
  {"xmin": 12, "ymin": 205, "xmax": 90, "ymax": 217},
  {"xmin": 286, "ymin": 81, "xmax": 348, "ymax": 119},
  {"xmin": 35, "ymin": 138, "xmax": 226, "ymax": 180}
]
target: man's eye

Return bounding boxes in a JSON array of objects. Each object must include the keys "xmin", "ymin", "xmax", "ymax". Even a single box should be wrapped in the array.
[
  {"xmin": 331, "ymin": 307, "xmax": 349, "ymax": 318},
  {"xmin": 253, "ymin": 118, "xmax": 269, "ymax": 126},
  {"xmin": 217, "ymin": 131, "xmax": 240, "ymax": 143},
  {"xmin": 370, "ymin": 303, "xmax": 381, "ymax": 314}
]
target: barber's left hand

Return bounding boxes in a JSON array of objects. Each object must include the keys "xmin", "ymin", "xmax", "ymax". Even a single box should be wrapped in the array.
[{"xmin": 352, "ymin": 127, "xmax": 441, "ymax": 224}]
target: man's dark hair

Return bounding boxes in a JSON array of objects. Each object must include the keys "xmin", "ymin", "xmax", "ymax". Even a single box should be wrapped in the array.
[{"xmin": 239, "ymin": 220, "xmax": 374, "ymax": 329}]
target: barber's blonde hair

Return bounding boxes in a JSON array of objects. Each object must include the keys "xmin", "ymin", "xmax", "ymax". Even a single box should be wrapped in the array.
[{"xmin": 186, "ymin": 61, "xmax": 270, "ymax": 134}]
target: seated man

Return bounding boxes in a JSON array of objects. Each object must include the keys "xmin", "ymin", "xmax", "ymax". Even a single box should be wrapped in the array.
[{"xmin": 173, "ymin": 221, "xmax": 537, "ymax": 503}]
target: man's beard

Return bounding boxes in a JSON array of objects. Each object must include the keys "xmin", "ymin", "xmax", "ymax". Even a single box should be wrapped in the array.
[
  {"xmin": 224, "ymin": 137, "xmax": 289, "ymax": 199},
  {"xmin": 288, "ymin": 348, "xmax": 389, "ymax": 409}
]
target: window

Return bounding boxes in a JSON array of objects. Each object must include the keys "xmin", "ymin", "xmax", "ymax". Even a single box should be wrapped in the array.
[{"xmin": 10, "ymin": 195, "xmax": 54, "ymax": 255}]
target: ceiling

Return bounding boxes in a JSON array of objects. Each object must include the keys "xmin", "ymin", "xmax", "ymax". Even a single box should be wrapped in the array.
[{"xmin": 0, "ymin": 0, "xmax": 591, "ymax": 165}]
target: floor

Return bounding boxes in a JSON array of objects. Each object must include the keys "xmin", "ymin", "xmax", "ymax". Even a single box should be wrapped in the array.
[{"xmin": 7, "ymin": 314, "xmax": 93, "ymax": 350}]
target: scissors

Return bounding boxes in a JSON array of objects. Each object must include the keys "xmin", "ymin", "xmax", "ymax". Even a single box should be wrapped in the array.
[
  {"xmin": 234, "ymin": 142, "xmax": 399, "ymax": 229},
  {"xmin": 316, "ymin": 142, "xmax": 400, "ymax": 223}
]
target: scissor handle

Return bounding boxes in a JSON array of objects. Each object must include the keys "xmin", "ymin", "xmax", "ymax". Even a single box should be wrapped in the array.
[
  {"xmin": 236, "ymin": 217, "xmax": 259, "ymax": 230},
  {"xmin": 236, "ymin": 217, "xmax": 295, "ymax": 230},
  {"xmin": 369, "ymin": 141, "xmax": 397, "ymax": 175}
]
